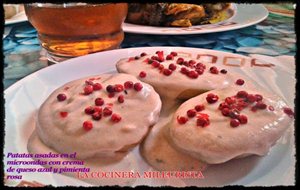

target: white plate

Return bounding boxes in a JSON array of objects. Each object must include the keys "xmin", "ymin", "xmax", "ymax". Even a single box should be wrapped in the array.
[
  {"xmin": 5, "ymin": 11, "xmax": 28, "ymax": 25},
  {"xmin": 123, "ymin": 4, "xmax": 268, "ymax": 35},
  {"xmin": 4, "ymin": 47, "xmax": 294, "ymax": 187}
]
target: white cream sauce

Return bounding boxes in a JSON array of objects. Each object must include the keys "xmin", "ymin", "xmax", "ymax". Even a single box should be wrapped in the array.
[
  {"xmin": 169, "ymin": 85, "xmax": 294, "ymax": 164},
  {"xmin": 34, "ymin": 73, "xmax": 162, "ymax": 160},
  {"xmin": 116, "ymin": 53, "xmax": 245, "ymax": 100},
  {"xmin": 140, "ymin": 100, "xmax": 207, "ymax": 171}
]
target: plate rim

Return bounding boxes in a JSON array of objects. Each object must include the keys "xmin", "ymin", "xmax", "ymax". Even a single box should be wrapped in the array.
[
  {"xmin": 123, "ymin": 4, "xmax": 269, "ymax": 35},
  {"xmin": 4, "ymin": 46, "xmax": 255, "ymax": 96}
]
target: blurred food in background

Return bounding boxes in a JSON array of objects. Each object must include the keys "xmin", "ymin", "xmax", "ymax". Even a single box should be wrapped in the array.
[
  {"xmin": 263, "ymin": 3, "xmax": 294, "ymax": 17},
  {"xmin": 4, "ymin": 4, "xmax": 24, "ymax": 19},
  {"xmin": 126, "ymin": 3, "xmax": 231, "ymax": 27}
]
